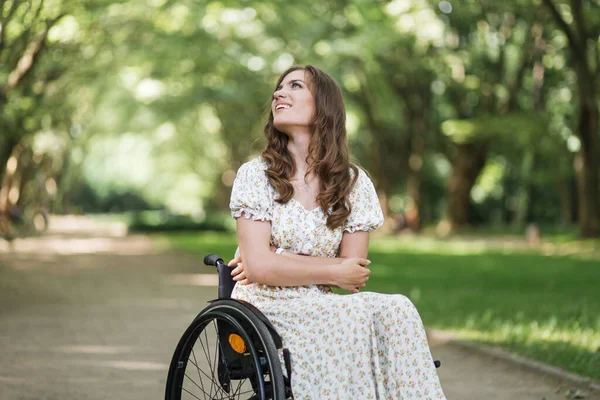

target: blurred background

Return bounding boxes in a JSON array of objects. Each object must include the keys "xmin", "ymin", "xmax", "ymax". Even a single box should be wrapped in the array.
[
  {"xmin": 1, "ymin": 0, "xmax": 599, "ymax": 239},
  {"xmin": 1, "ymin": 0, "xmax": 599, "ymax": 394}
]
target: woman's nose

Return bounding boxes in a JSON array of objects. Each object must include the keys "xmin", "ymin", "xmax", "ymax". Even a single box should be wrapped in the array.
[{"xmin": 273, "ymin": 90, "xmax": 287, "ymax": 100}]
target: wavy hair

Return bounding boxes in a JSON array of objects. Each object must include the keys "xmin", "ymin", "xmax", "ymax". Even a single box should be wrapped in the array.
[{"xmin": 262, "ymin": 65, "xmax": 358, "ymax": 230}]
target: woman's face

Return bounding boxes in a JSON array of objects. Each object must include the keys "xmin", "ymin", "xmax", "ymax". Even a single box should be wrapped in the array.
[{"xmin": 272, "ymin": 69, "xmax": 315, "ymax": 134}]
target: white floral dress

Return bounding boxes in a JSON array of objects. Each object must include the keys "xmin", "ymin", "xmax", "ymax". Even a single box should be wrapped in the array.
[{"xmin": 230, "ymin": 157, "xmax": 446, "ymax": 400}]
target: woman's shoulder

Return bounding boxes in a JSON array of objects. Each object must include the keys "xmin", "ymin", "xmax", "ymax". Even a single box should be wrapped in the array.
[
  {"xmin": 349, "ymin": 165, "xmax": 372, "ymax": 186},
  {"xmin": 237, "ymin": 156, "xmax": 268, "ymax": 176}
]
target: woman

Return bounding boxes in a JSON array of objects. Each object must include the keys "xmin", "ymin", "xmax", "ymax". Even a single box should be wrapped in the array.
[{"xmin": 228, "ymin": 65, "xmax": 446, "ymax": 399}]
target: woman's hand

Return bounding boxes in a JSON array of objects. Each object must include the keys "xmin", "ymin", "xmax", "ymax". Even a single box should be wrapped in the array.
[
  {"xmin": 228, "ymin": 255, "xmax": 250, "ymax": 285},
  {"xmin": 330, "ymin": 258, "xmax": 371, "ymax": 293},
  {"xmin": 228, "ymin": 246, "xmax": 278, "ymax": 285}
]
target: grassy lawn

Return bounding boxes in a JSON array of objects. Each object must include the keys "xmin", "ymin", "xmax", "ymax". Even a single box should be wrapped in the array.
[{"xmin": 160, "ymin": 232, "xmax": 600, "ymax": 381}]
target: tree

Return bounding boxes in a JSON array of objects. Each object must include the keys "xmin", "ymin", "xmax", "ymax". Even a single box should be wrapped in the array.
[{"xmin": 541, "ymin": 0, "xmax": 600, "ymax": 237}]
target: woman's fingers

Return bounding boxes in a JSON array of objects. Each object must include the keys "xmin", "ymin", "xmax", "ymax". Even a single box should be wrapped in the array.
[
  {"xmin": 230, "ymin": 263, "xmax": 243, "ymax": 276},
  {"xmin": 233, "ymin": 270, "xmax": 246, "ymax": 282},
  {"xmin": 238, "ymin": 278, "xmax": 250, "ymax": 285},
  {"xmin": 227, "ymin": 256, "xmax": 242, "ymax": 267}
]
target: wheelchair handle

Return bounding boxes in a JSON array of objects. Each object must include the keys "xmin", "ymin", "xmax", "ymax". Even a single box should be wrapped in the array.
[
  {"xmin": 204, "ymin": 254, "xmax": 235, "ymax": 299},
  {"xmin": 204, "ymin": 254, "xmax": 223, "ymax": 266}
]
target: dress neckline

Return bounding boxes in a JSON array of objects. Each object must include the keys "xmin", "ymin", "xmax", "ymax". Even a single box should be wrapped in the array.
[{"xmin": 290, "ymin": 197, "xmax": 321, "ymax": 213}]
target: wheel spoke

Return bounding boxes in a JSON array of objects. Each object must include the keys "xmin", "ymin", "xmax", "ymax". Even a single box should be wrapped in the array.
[
  {"xmin": 232, "ymin": 378, "xmax": 250, "ymax": 399},
  {"xmin": 182, "ymin": 373, "xmax": 214, "ymax": 398},
  {"xmin": 216, "ymin": 387, "xmax": 256, "ymax": 400},
  {"xmin": 198, "ymin": 321, "xmax": 220, "ymax": 398},
  {"xmin": 189, "ymin": 349, "xmax": 208, "ymax": 400},
  {"xmin": 203, "ymin": 321, "xmax": 216, "ymax": 397},
  {"xmin": 197, "ymin": 326, "xmax": 229, "ymax": 399},
  {"xmin": 187, "ymin": 358, "xmax": 228, "ymax": 396},
  {"xmin": 181, "ymin": 385, "xmax": 204, "ymax": 400},
  {"xmin": 211, "ymin": 320, "xmax": 222, "ymax": 398}
]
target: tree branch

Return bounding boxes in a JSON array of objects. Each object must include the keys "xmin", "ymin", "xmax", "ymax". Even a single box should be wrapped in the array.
[
  {"xmin": 570, "ymin": 0, "xmax": 589, "ymax": 41},
  {"xmin": 4, "ymin": 14, "xmax": 65, "ymax": 92},
  {"xmin": 32, "ymin": 0, "xmax": 45, "ymax": 24},
  {"xmin": 503, "ymin": 14, "xmax": 541, "ymax": 113},
  {"xmin": 9, "ymin": 0, "xmax": 45, "ymax": 65},
  {"xmin": 0, "ymin": 0, "xmax": 22, "ymax": 54},
  {"xmin": 541, "ymin": 0, "xmax": 585, "ymax": 59}
]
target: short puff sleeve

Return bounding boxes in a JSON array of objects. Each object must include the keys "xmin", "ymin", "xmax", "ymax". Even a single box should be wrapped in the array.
[
  {"xmin": 343, "ymin": 168, "xmax": 384, "ymax": 233},
  {"xmin": 230, "ymin": 158, "xmax": 273, "ymax": 221}
]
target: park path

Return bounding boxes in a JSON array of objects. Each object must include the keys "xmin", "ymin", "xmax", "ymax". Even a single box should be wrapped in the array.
[{"xmin": 0, "ymin": 217, "xmax": 597, "ymax": 400}]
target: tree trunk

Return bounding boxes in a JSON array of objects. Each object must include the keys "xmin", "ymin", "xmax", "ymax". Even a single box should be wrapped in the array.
[
  {"xmin": 372, "ymin": 134, "xmax": 390, "ymax": 222},
  {"xmin": 406, "ymin": 117, "xmax": 426, "ymax": 231},
  {"xmin": 0, "ymin": 137, "xmax": 18, "ymax": 187},
  {"xmin": 556, "ymin": 178, "xmax": 575, "ymax": 225},
  {"xmin": 446, "ymin": 140, "xmax": 491, "ymax": 228},
  {"xmin": 574, "ymin": 102, "xmax": 599, "ymax": 237},
  {"xmin": 512, "ymin": 151, "xmax": 535, "ymax": 227},
  {"xmin": 0, "ymin": 137, "xmax": 19, "ymax": 213},
  {"xmin": 541, "ymin": 0, "xmax": 599, "ymax": 237}
]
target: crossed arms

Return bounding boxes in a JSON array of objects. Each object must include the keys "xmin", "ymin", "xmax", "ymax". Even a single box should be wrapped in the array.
[{"xmin": 228, "ymin": 216, "xmax": 372, "ymax": 293}]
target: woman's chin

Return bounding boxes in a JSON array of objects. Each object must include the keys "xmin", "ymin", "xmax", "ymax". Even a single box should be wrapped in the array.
[{"xmin": 273, "ymin": 122, "xmax": 310, "ymax": 136}]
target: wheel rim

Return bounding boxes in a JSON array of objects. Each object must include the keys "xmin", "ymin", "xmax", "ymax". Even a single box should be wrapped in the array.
[{"xmin": 174, "ymin": 312, "xmax": 270, "ymax": 400}]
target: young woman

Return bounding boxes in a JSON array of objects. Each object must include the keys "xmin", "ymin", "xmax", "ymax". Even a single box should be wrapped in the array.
[{"xmin": 228, "ymin": 65, "xmax": 446, "ymax": 399}]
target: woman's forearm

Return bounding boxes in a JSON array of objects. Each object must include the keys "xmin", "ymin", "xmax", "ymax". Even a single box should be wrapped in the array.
[
  {"xmin": 244, "ymin": 251, "xmax": 338, "ymax": 287},
  {"xmin": 280, "ymin": 251, "xmax": 346, "ymax": 265}
]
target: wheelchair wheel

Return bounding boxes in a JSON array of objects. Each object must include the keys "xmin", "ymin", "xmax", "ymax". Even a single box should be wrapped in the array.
[{"xmin": 166, "ymin": 300, "xmax": 286, "ymax": 400}]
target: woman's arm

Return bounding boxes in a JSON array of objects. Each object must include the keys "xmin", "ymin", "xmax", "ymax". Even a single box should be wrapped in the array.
[
  {"xmin": 279, "ymin": 230, "xmax": 370, "ymax": 264},
  {"xmin": 235, "ymin": 216, "xmax": 371, "ymax": 290}
]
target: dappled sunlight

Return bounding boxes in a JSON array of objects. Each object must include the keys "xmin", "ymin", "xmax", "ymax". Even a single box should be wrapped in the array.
[
  {"xmin": 370, "ymin": 234, "xmax": 600, "ymax": 260},
  {"xmin": 372, "ymin": 235, "xmax": 492, "ymax": 255},
  {"xmin": 48, "ymin": 215, "xmax": 128, "ymax": 237},
  {"xmin": 1, "ymin": 216, "xmax": 155, "ymax": 255},
  {"xmin": 54, "ymin": 345, "xmax": 132, "ymax": 355},
  {"xmin": 109, "ymin": 297, "xmax": 194, "ymax": 310},
  {"xmin": 82, "ymin": 360, "xmax": 168, "ymax": 371},
  {"xmin": 1, "ymin": 236, "xmax": 156, "ymax": 255},
  {"xmin": 164, "ymin": 273, "xmax": 219, "ymax": 287},
  {"xmin": 427, "ymin": 309, "xmax": 600, "ymax": 379},
  {"xmin": 459, "ymin": 317, "xmax": 600, "ymax": 353}
]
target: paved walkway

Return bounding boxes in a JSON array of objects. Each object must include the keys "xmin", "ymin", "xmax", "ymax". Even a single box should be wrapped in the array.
[{"xmin": 0, "ymin": 221, "xmax": 597, "ymax": 399}]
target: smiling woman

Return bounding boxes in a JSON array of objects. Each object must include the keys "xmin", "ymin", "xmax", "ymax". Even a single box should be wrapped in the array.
[{"xmin": 226, "ymin": 65, "xmax": 446, "ymax": 399}]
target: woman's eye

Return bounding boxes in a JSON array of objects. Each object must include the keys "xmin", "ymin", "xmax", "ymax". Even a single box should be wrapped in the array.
[{"xmin": 292, "ymin": 82, "xmax": 301, "ymax": 88}]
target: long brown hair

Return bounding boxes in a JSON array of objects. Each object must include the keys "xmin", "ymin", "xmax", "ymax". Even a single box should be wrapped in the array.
[{"xmin": 262, "ymin": 65, "xmax": 358, "ymax": 230}]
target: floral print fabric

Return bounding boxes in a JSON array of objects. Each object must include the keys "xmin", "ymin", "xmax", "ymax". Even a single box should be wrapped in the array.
[{"xmin": 229, "ymin": 157, "xmax": 446, "ymax": 399}]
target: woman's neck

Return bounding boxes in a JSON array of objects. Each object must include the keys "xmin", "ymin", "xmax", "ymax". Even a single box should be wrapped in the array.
[{"xmin": 287, "ymin": 131, "xmax": 311, "ymax": 172}]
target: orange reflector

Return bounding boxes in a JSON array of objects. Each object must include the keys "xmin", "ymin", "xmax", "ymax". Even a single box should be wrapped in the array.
[{"xmin": 228, "ymin": 333, "xmax": 246, "ymax": 353}]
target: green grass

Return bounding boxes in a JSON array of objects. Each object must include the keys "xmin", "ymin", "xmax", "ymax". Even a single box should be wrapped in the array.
[{"xmin": 162, "ymin": 232, "xmax": 600, "ymax": 381}]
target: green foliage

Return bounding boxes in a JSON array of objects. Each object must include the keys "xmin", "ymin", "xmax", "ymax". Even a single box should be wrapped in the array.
[
  {"xmin": 441, "ymin": 113, "xmax": 548, "ymax": 144},
  {"xmin": 2, "ymin": 0, "xmax": 595, "ymax": 232}
]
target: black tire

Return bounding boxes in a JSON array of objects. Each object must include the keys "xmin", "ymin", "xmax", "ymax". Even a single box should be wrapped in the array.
[{"xmin": 166, "ymin": 300, "xmax": 286, "ymax": 400}]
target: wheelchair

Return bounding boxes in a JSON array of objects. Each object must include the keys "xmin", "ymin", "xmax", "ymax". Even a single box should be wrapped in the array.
[
  {"xmin": 165, "ymin": 254, "xmax": 441, "ymax": 400},
  {"xmin": 165, "ymin": 254, "xmax": 294, "ymax": 400}
]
